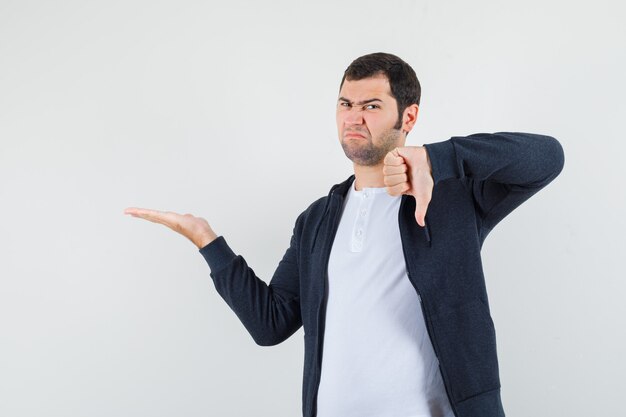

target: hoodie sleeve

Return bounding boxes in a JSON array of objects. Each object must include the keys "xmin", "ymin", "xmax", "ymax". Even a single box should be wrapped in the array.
[
  {"xmin": 422, "ymin": 131, "xmax": 565, "ymax": 234},
  {"xmin": 198, "ymin": 212, "xmax": 304, "ymax": 346}
]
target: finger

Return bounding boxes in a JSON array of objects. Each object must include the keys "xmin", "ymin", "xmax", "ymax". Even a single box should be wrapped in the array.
[
  {"xmin": 125, "ymin": 207, "xmax": 178, "ymax": 226},
  {"xmin": 383, "ymin": 172, "xmax": 408, "ymax": 187},
  {"xmin": 124, "ymin": 207, "xmax": 159, "ymax": 216},
  {"xmin": 124, "ymin": 207, "xmax": 141, "ymax": 215},
  {"xmin": 386, "ymin": 181, "xmax": 410, "ymax": 196},
  {"xmin": 414, "ymin": 198, "xmax": 431, "ymax": 227},
  {"xmin": 384, "ymin": 148, "xmax": 405, "ymax": 166},
  {"xmin": 382, "ymin": 163, "xmax": 407, "ymax": 176},
  {"xmin": 414, "ymin": 208, "xmax": 425, "ymax": 227},
  {"xmin": 124, "ymin": 207, "xmax": 162, "ymax": 219}
]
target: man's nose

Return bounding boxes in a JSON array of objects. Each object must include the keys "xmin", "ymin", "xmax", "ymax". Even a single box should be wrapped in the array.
[{"xmin": 344, "ymin": 107, "xmax": 365, "ymax": 125}]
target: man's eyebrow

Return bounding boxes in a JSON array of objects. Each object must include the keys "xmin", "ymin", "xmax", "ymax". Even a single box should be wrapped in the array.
[{"xmin": 338, "ymin": 97, "xmax": 384, "ymax": 105}]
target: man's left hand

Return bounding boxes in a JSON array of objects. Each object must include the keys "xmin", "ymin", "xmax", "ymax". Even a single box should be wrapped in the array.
[{"xmin": 383, "ymin": 146, "xmax": 434, "ymax": 227}]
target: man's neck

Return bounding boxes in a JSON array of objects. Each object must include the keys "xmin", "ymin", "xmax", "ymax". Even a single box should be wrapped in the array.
[{"xmin": 352, "ymin": 163, "xmax": 385, "ymax": 190}]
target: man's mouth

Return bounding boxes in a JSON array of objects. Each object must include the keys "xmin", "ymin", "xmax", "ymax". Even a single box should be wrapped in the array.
[{"xmin": 345, "ymin": 132, "xmax": 366, "ymax": 138}]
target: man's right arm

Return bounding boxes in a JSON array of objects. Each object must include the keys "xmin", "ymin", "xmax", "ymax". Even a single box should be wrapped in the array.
[{"xmin": 199, "ymin": 212, "xmax": 304, "ymax": 346}]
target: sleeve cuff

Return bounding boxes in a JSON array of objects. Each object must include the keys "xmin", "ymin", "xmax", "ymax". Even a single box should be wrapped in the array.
[
  {"xmin": 423, "ymin": 138, "xmax": 459, "ymax": 185},
  {"xmin": 198, "ymin": 235, "xmax": 237, "ymax": 273}
]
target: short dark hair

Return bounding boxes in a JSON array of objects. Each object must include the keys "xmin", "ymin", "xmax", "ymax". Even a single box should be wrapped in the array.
[{"xmin": 339, "ymin": 52, "xmax": 421, "ymax": 130}]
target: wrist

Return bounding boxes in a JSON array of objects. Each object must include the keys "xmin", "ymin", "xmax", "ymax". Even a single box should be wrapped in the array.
[
  {"xmin": 422, "ymin": 146, "xmax": 432, "ymax": 174},
  {"xmin": 412, "ymin": 145, "xmax": 431, "ymax": 174},
  {"xmin": 195, "ymin": 229, "xmax": 218, "ymax": 249}
]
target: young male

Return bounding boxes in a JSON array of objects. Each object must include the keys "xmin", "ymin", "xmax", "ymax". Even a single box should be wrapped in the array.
[{"xmin": 125, "ymin": 52, "xmax": 565, "ymax": 417}]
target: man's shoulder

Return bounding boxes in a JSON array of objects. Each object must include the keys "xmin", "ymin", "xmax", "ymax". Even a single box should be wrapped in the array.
[
  {"xmin": 296, "ymin": 195, "xmax": 330, "ymax": 225},
  {"xmin": 293, "ymin": 174, "xmax": 353, "ymax": 232}
]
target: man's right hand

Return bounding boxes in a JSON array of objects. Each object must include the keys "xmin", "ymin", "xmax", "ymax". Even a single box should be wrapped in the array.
[{"xmin": 124, "ymin": 207, "xmax": 218, "ymax": 249}]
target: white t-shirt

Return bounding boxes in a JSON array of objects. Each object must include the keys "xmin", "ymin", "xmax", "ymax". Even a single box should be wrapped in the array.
[{"xmin": 316, "ymin": 177, "xmax": 454, "ymax": 417}]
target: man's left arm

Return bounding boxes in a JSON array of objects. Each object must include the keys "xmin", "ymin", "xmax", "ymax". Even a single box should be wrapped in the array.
[{"xmin": 423, "ymin": 131, "xmax": 565, "ymax": 234}]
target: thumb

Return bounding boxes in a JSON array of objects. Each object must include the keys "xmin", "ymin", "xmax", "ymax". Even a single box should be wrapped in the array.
[{"xmin": 414, "ymin": 206, "xmax": 425, "ymax": 227}]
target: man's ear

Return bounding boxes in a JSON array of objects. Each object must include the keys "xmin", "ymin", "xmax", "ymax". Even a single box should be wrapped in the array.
[{"xmin": 402, "ymin": 104, "xmax": 419, "ymax": 134}]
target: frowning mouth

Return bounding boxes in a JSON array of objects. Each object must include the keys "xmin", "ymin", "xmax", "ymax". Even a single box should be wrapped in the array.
[{"xmin": 345, "ymin": 132, "xmax": 366, "ymax": 138}]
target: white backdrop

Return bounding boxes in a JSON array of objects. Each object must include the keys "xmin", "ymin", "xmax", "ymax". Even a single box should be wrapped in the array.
[{"xmin": 1, "ymin": 1, "xmax": 624, "ymax": 416}]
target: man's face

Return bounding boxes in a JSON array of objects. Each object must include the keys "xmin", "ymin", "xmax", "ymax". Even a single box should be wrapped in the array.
[{"xmin": 336, "ymin": 74, "xmax": 404, "ymax": 167}]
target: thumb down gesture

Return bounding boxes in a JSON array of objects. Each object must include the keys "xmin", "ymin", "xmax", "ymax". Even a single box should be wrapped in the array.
[{"xmin": 383, "ymin": 146, "xmax": 434, "ymax": 227}]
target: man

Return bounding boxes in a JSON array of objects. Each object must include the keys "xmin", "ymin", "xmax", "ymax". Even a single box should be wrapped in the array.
[{"xmin": 125, "ymin": 52, "xmax": 565, "ymax": 417}]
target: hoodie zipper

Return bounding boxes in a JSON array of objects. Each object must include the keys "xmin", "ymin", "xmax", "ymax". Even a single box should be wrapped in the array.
[
  {"xmin": 398, "ymin": 197, "xmax": 459, "ymax": 417},
  {"xmin": 310, "ymin": 190, "xmax": 341, "ymax": 417}
]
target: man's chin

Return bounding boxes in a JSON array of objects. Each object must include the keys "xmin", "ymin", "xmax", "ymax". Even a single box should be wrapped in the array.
[{"xmin": 344, "ymin": 153, "xmax": 384, "ymax": 167}]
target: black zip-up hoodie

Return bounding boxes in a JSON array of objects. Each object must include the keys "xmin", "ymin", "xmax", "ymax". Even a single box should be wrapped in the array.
[{"xmin": 199, "ymin": 131, "xmax": 565, "ymax": 417}]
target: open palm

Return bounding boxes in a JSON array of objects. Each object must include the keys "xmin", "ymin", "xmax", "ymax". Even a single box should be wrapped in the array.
[{"xmin": 124, "ymin": 207, "xmax": 217, "ymax": 249}]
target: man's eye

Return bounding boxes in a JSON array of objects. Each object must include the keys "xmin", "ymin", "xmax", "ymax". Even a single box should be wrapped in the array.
[{"xmin": 338, "ymin": 102, "xmax": 378, "ymax": 109}]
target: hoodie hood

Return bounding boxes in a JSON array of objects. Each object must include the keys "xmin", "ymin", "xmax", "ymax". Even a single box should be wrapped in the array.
[{"xmin": 310, "ymin": 174, "xmax": 431, "ymax": 253}]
